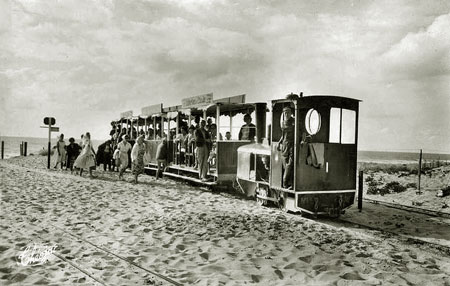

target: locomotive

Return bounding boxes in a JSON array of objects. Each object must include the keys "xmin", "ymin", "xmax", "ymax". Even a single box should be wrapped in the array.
[{"xmin": 114, "ymin": 93, "xmax": 360, "ymax": 217}]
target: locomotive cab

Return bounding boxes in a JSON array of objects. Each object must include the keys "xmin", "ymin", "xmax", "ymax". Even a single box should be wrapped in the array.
[{"xmin": 271, "ymin": 95, "xmax": 360, "ymax": 216}]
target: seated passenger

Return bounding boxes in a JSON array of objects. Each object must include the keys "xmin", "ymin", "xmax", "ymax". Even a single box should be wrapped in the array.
[
  {"xmin": 209, "ymin": 124, "xmax": 223, "ymax": 141},
  {"xmin": 225, "ymin": 131, "xmax": 232, "ymax": 140},
  {"xmin": 238, "ymin": 113, "xmax": 256, "ymax": 141}
]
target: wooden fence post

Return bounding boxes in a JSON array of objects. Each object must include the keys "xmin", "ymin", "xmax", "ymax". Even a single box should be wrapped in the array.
[
  {"xmin": 1, "ymin": 141, "xmax": 4, "ymax": 159},
  {"xmin": 358, "ymin": 171, "xmax": 363, "ymax": 211},
  {"xmin": 418, "ymin": 149, "xmax": 422, "ymax": 194}
]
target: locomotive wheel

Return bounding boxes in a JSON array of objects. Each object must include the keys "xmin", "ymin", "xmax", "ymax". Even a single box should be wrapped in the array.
[
  {"xmin": 256, "ymin": 197, "xmax": 267, "ymax": 206},
  {"xmin": 256, "ymin": 187, "xmax": 268, "ymax": 207},
  {"xmin": 278, "ymin": 193, "xmax": 289, "ymax": 213}
]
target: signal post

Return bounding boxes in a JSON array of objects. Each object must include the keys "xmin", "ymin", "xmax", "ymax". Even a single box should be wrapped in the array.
[{"xmin": 41, "ymin": 117, "xmax": 59, "ymax": 169}]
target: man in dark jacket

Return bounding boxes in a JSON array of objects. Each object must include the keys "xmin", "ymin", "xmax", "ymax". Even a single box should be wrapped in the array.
[
  {"xmin": 194, "ymin": 119, "xmax": 211, "ymax": 181},
  {"xmin": 66, "ymin": 137, "xmax": 81, "ymax": 172}
]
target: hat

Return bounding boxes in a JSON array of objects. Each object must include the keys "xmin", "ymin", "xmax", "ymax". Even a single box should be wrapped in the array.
[
  {"xmin": 123, "ymin": 134, "xmax": 130, "ymax": 140},
  {"xmin": 283, "ymin": 106, "xmax": 292, "ymax": 112}
]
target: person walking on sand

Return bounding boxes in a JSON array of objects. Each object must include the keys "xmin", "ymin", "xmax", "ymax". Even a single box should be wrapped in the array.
[
  {"xmin": 66, "ymin": 137, "xmax": 81, "ymax": 172},
  {"xmin": 54, "ymin": 134, "xmax": 66, "ymax": 169},
  {"xmin": 73, "ymin": 132, "xmax": 97, "ymax": 178},
  {"xmin": 155, "ymin": 138, "xmax": 168, "ymax": 180},
  {"xmin": 131, "ymin": 135, "xmax": 146, "ymax": 184},
  {"xmin": 117, "ymin": 134, "xmax": 132, "ymax": 180}
]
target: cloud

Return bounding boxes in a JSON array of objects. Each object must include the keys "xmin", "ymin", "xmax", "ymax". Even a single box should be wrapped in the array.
[
  {"xmin": 1, "ymin": 0, "xmax": 449, "ymax": 152},
  {"xmin": 380, "ymin": 13, "xmax": 450, "ymax": 81}
]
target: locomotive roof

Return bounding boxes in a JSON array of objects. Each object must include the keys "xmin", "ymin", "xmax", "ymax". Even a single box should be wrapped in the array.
[{"xmin": 272, "ymin": 95, "xmax": 361, "ymax": 110}]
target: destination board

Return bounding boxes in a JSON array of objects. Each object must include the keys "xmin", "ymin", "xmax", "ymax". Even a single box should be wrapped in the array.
[
  {"xmin": 120, "ymin": 110, "xmax": 133, "ymax": 119},
  {"xmin": 182, "ymin": 93, "xmax": 213, "ymax": 108},
  {"xmin": 141, "ymin": 103, "xmax": 163, "ymax": 117}
]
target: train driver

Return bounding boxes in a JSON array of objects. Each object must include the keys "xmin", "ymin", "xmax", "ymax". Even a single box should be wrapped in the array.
[{"xmin": 277, "ymin": 106, "xmax": 295, "ymax": 190}]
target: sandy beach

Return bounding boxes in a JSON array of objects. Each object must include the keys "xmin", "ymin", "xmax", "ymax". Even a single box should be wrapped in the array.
[{"xmin": 1, "ymin": 155, "xmax": 450, "ymax": 285}]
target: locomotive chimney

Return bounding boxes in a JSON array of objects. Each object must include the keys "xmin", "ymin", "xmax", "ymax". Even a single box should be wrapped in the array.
[{"xmin": 255, "ymin": 103, "xmax": 266, "ymax": 144}]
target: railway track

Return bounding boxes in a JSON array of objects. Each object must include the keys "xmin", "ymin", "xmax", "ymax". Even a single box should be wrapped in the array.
[
  {"xmin": 9, "ymin": 217, "xmax": 183, "ymax": 286},
  {"xmin": 334, "ymin": 216, "xmax": 450, "ymax": 256},
  {"xmin": 361, "ymin": 198, "xmax": 450, "ymax": 218}
]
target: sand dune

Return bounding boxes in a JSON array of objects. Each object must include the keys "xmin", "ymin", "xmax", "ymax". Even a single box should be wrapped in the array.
[{"xmin": 1, "ymin": 156, "xmax": 450, "ymax": 285}]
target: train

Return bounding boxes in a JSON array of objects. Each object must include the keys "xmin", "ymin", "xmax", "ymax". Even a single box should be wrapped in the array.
[{"xmin": 113, "ymin": 93, "xmax": 360, "ymax": 217}]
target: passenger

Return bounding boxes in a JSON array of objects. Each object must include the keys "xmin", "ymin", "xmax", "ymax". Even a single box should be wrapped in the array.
[
  {"xmin": 208, "ymin": 124, "xmax": 222, "ymax": 168},
  {"xmin": 117, "ymin": 134, "xmax": 132, "ymax": 180},
  {"xmin": 66, "ymin": 137, "xmax": 81, "ymax": 172},
  {"xmin": 74, "ymin": 132, "xmax": 96, "ymax": 178},
  {"xmin": 174, "ymin": 126, "xmax": 188, "ymax": 165},
  {"xmin": 146, "ymin": 128, "xmax": 154, "ymax": 140},
  {"xmin": 206, "ymin": 118, "xmax": 213, "ymax": 131},
  {"xmin": 209, "ymin": 124, "xmax": 223, "ymax": 141},
  {"xmin": 155, "ymin": 138, "xmax": 168, "ymax": 180},
  {"xmin": 238, "ymin": 113, "xmax": 256, "ymax": 141},
  {"xmin": 194, "ymin": 119, "xmax": 211, "ymax": 181},
  {"xmin": 258, "ymin": 155, "xmax": 270, "ymax": 182},
  {"xmin": 54, "ymin": 134, "xmax": 66, "ymax": 169},
  {"xmin": 277, "ymin": 106, "xmax": 295, "ymax": 189},
  {"xmin": 225, "ymin": 131, "xmax": 232, "ymax": 140},
  {"xmin": 131, "ymin": 135, "xmax": 146, "ymax": 184},
  {"xmin": 185, "ymin": 125, "xmax": 196, "ymax": 166}
]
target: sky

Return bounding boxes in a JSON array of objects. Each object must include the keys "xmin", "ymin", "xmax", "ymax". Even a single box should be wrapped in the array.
[{"xmin": 0, "ymin": 0, "xmax": 449, "ymax": 153}]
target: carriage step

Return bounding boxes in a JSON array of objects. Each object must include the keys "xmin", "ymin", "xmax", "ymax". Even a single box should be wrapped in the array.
[{"xmin": 162, "ymin": 172, "xmax": 217, "ymax": 186}]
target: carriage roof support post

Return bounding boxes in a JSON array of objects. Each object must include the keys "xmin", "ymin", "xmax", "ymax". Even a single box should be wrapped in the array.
[
  {"xmin": 160, "ymin": 116, "xmax": 164, "ymax": 139},
  {"xmin": 127, "ymin": 118, "xmax": 130, "ymax": 137},
  {"xmin": 153, "ymin": 117, "xmax": 157, "ymax": 140},
  {"xmin": 137, "ymin": 118, "xmax": 140, "ymax": 139},
  {"xmin": 167, "ymin": 116, "xmax": 171, "ymax": 141},
  {"xmin": 203, "ymin": 110, "xmax": 207, "ymax": 121},
  {"xmin": 216, "ymin": 104, "xmax": 221, "ymax": 140},
  {"xmin": 188, "ymin": 114, "xmax": 192, "ymax": 127},
  {"xmin": 176, "ymin": 113, "xmax": 179, "ymax": 137},
  {"xmin": 229, "ymin": 111, "xmax": 232, "ymax": 133},
  {"xmin": 144, "ymin": 117, "xmax": 147, "ymax": 133}
]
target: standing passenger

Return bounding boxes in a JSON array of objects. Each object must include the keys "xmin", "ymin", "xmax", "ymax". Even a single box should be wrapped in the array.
[
  {"xmin": 238, "ymin": 114, "xmax": 256, "ymax": 141},
  {"xmin": 277, "ymin": 107, "xmax": 295, "ymax": 189},
  {"xmin": 195, "ymin": 120, "xmax": 211, "ymax": 181}
]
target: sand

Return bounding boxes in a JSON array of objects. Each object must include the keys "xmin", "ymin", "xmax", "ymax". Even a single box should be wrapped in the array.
[{"xmin": 1, "ymin": 155, "xmax": 450, "ymax": 285}]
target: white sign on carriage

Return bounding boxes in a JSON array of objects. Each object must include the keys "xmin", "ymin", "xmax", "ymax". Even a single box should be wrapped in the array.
[{"xmin": 181, "ymin": 93, "xmax": 213, "ymax": 108}]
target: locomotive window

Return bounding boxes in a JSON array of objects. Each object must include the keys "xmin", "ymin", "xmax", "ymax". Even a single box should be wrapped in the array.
[
  {"xmin": 329, "ymin": 108, "xmax": 356, "ymax": 144},
  {"xmin": 305, "ymin": 109, "xmax": 321, "ymax": 135},
  {"xmin": 341, "ymin": 109, "xmax": 356, "ymax": 144},
  {"xmin": 329, "ymin": 108, "xmax": 340, "ymax": 143}
]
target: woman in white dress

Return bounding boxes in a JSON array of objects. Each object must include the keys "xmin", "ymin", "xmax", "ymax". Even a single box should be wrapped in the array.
[
  {"xmin": 74, "ymin": 132, "xmax": 96, "ymax": 178},
  {"xmin": 117, "ymin": 134, "xmax": 132, "ymax": 180},
  {"xmin": 54, "ymin": 134, "xmax": 66, "ymax": 169}
]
